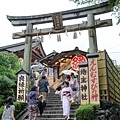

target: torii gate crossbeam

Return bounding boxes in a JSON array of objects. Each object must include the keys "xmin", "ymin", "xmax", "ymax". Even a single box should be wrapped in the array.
[
  {"xmin": 7, "ymin": 2, "xmax": 111, "ymax": 26},
  {"xmin": 7, "ymin": 1, "xmax": 112, "ymax": 74}
]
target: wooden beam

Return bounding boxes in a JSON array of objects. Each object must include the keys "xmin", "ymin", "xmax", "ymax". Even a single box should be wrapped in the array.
[
  {"xmin": 7, "ymin": 2, "xmax": 112, "ymax": 26},
  {"xmin": 13, "ymin": 19, "xmax": 112, "ymax": 39}
]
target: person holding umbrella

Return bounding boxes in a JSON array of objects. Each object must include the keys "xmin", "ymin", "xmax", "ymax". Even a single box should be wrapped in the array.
[{"xmin": 70, "ymin": 72, "xmax": 80, "ymax": 103}]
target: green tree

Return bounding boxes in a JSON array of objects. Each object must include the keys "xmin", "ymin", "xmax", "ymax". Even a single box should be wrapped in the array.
[
  {"xmin": 0, "ymin": 52, "xmax": 21, "ymax": 106},
  {"xmin": 69, "ymin": 0, "xmax": 120, "ymax": 24}
]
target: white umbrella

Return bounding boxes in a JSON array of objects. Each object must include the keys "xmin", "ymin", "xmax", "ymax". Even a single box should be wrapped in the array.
[
  {"xmin": 62, "ymin": 69, "xmax": 78, "ymax": 76},
  {"xmin": 31, "ymin": 64, "xmax": 43, "ymax": 71}
]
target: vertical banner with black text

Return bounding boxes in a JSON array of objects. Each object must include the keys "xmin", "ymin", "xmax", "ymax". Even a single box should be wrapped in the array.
[
  {"xmin": 79, "ymin": 62, "xmax": 89, "ymax": 105},
  {"xmin": 17, "ymin": 74, "xmax": 28, "ymax": 103}
]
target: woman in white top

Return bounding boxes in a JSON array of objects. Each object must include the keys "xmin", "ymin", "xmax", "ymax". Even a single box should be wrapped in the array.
[
  {"xmin": 1, "ymin": 96, "xmax": 15, "ymax": 120},
  {"xmin": 70, "ymin": 73, "xmax": 80, "ymax": 103}
]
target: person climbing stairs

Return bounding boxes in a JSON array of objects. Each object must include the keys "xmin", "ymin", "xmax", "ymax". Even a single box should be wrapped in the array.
[{"xmin": 20, "ymin": 87, "xmax": 79, "ymax": 120}]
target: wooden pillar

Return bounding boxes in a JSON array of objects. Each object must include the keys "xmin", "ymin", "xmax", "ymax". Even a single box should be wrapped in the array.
[
  {"xmin": 87, "ymin": 14, "xmax": 98, "ymax": 53},
  {"xmin": 53, "ymin": 66, "xmax": 59, "ymax": 82},
  {"xmin": 86, "ymin": 53, "xmax": 100, "ymax": 105},
  {"xmin": 23, "ymin": 23, "xmax": 33, "ymax": 74},
  {"xmin": 78, "ymin": 62, "xmax": 89, "ymax": 105}
]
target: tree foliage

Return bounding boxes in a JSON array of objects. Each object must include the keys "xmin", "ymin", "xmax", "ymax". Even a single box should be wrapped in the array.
[
  {"xmin": 0, "ymin": 52, "xmax": 21, "ymax": 105},
  {"xmin": 69, "ymin": 0, "xmax": 120, "ymax": 24}
]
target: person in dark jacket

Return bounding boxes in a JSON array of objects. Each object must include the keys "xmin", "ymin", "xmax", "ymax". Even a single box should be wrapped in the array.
[
  {"xmin": 28, "ymin": 86, "xmax": 38, "ymax": 120},
  {"xmin": 38, "ymin": 74, "xmax": 50, "ymax": 117}
]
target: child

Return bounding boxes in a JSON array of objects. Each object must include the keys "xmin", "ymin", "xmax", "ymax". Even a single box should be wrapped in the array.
[{"xmin": 1, "ymin": 96, "xmax": 15, "ymax": 120}]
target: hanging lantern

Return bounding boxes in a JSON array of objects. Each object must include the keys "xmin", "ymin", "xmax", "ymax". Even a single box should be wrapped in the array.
[
  {"xmin": 41, "ymin": 35, "xmax": 44, "ymax": 42},
  {"xmin": 73, "ymin": 31, "xmax": 77, "ymax": 39}
]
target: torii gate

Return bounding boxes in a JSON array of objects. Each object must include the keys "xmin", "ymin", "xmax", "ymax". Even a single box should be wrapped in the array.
[{"xmin": 7, "ymin": 2, "xmax": 112, "ymax": 74}]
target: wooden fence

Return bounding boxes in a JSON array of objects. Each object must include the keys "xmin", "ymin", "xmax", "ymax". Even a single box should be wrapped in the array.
[{"xmin": 98, "ymin": 50, "xmax": 120, "ymax": 102}]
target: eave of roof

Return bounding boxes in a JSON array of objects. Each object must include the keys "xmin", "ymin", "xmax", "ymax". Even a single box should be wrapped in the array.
[
  {"xmin": 39, "ymin": 50, "xmax": 59, "ymax": 65},
  {"xmin": 48, "ymin": 47, "xmax": 88, "ymax": 65},
  {"xmin": 0, "ymin": 39, "xmax": 46, "ymax": 57}
]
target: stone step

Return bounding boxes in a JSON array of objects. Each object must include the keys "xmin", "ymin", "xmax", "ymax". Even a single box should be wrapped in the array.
[
  {"xmin": 24, "ymin": 113, "xmax": 75, "ymax": 119},
  {"xmin": 46, "ymin": 96, "xmax": 60, "ymax": 99},
  {"xmin": 46, "ymin": 103, "xmax": 79, "ymax": 107},
  {"xmin": 45, "ymin": 106, "xmax": 79, "ymax": 110},
  {"xmin": 46, "ymin": 99, "xmax": 61, "ymax": 101},
  {"xmin": 43, "ymin": 110, "xmax": 76, "ymax": 114},
  {"xmin": 47, "ymin": 94, "xmax": 60, "ymax": 96},
  {"xmin": 46, "ymin": 104, "xmax": 79, "ymax": 108},
  {"xmin": 47, "ymin": 101, "xmax": 62, "ymax": 103},
  {"xmin": 46, "ymin": 103, "xmax": 62, "ymax": 107},
  {"xmin": 24, "ymin": 118, "xmax": 74, "ymax": 120},
  {"xmin": 31, "ymin": 113, "xmax": 75, "ymax": 118},
  {"xmin": 22, "ymin": 87, "xmax": 77, "ymax": 120},
  {"xmin": 47, "ymin": 99, "xmax": 61, "ymax": 101},
  {"xmin": 22, "ymin": 109, "xmax": 76, "ymax": 119},
  {"xmin": 46, "ymin": 97, "xmax": 61, "ymax": 100},
  {"xmin": 41, "ymin": 113, "xmax": 74, "ymax": 117},
  {"xmin": 47, "ymin": 96, "xmax": 60, "ymax": 98}
]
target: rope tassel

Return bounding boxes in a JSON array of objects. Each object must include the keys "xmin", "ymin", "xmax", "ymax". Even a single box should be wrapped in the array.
[
  {"xmin": 57, "ymin": 34, "xmax": 61, "ymax": 41},
  {"xmin": 73, "ymin": 31, "xmax": 77, "ymax": 39},
  {"xmin": 41, "ymin": 35, "xmax": 44, "ymax": 42}
]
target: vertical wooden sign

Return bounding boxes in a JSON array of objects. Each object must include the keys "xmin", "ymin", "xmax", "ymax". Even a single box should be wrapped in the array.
[
  {"xmin": 16, "ymin": 69, "xmax": 29, "ymax": 103},
  {"xmin": 17, "ymin": 74, "xmax": 27, "ymax": 102},
  {"xmin": 48, "ymin": 67, "xmax": 53, "ymax": 76},
  {"xmin": 52, "ymin": 13, "xmax": 63, "ymax": 30},
  {"xmin": 79, "ymin": 62, "xmax": 89, "ymax": 105},
  {"xmin": 87, "ymin": 53, "xmax": 100, "ymax": 104}
]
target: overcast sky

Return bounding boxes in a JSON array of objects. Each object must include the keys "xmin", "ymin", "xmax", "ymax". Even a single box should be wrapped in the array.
[{"xmin": 0, "ymin": 0, "xmax": 120, "ymax": 64}]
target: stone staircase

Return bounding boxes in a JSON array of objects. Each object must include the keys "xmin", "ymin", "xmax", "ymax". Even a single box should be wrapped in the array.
[{"xmin": 23, "ymin": 88, "xmax": 79, "ymax": 120}]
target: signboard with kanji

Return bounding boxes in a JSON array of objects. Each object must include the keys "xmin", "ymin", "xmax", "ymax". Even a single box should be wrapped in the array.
[
  {"xmin": 48, "ymin": 67, "xmax": 53, "ymax": 76},
  {"xmin": 88, "ymin": 58, "xmax": 100, "ymax": 104},
  {"xmin": 52, "ymin": 13, "xmax": 63, "ymax": 30},
  {"xmin": 71, "ymin": 55, "xmax": 87, "ymax": 71},
  {"xmin": 17, "ymin": 73, "xmax": 28, "ymax": 103},
  {"xmin": 80, "ymin": 67, "xmax": 89, "ymax": 104}
]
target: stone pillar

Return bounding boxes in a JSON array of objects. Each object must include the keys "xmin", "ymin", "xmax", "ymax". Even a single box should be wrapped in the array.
[
  {"xmin": 87, "ymin": 14, "xmax": 98, "ymax": 53},
  {"xmin": 23, "ymin": 23, "xmax": 33, "ymax": 74}
]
